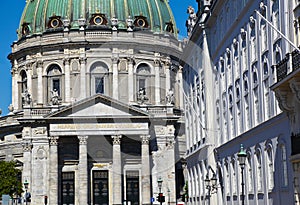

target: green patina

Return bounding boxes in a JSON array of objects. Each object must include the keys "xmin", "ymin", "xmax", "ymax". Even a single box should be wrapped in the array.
[{"xmin": 18, "ymin": 0, "xmax": 177, "ymax": 38}]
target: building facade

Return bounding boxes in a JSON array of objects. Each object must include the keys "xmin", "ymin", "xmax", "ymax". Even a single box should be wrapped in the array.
[
  {"xmin": 0, "ymin": 1, "xmax": 186, "ymax": 205},
  {"xmin": 182, "ymin": 0, "xmax": 298, "ymax": 204}
]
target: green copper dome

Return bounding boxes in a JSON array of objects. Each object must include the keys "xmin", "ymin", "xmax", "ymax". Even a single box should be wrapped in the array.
[{"xmin": 19, "ymin": 0, "xmax": 177, "ymax": 38}]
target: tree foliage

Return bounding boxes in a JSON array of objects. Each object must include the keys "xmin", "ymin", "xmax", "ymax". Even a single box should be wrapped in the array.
[{"xmin": 0, "ymin": 161, "xmax": 23, "ymax": 197}]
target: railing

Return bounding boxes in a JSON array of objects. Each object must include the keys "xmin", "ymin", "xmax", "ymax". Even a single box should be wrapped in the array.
[
  {"xmin": 276, "ymin": 55, "xmax": 289, "ymax": 82},
  {"xmin": 276, "ymin": 50, "xmax": 300, "ymax": 82},
  {"xmin": 28, "ymin": 108, "xmax": 51, "ymax": 116}
]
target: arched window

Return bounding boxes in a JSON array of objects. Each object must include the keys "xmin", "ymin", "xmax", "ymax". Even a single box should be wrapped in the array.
[
  {"xmin": 47, "ymin": 65, "xmax": 62, "ymax": 103},
  {"xmin": 281, "ymin": 144, "xmax": 288, "ymax": 187},
  {"xmin": 266, "ymin": 144, "xmax": 274, "ymax": 190},
  {"xmin": 19, "ymin": 70, "xmax": 28, "ymax": 107},
  {"xmin": 20, "ymin": 70, "xmax": 28, "ymax": 94},
  {"xmin": 255, "ymin": 149, "xmax": 263, "ymax": 191},
  {"xmin": 136, "ymin": 64, "xmax": 151, "ymax": 100},
  {"xmin": 90, "ymin": 62, "xmax": 109, "ymax": 95}
]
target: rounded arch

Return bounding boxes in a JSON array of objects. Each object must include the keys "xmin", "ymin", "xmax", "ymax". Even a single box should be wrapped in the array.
[
  {"xmin": 89, "ymin": 61, "xmax": 109, "ymax": 95},
  {"xmin": 88, "ymin": 60, "xmax": 110, "ymax": 73},
  {"xmin": 134, "ymin": 62, "xmax": 153, "ymax": 74},
  {"xmin": 43, "ymin": 62, "xmax": 63, "ymax": 75},
  {"xmin": 46, "ymin": 63, "xmax": 63, "ymax": 104}
]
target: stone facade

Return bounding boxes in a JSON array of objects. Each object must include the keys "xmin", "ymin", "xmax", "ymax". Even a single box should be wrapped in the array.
[
  {"xmin": 0, "ymin": 1, "xmax": 186, "ymax": 205},
  {"xmin": 182, "ymin": 0, "xmax": 298, "ymax": 204}
]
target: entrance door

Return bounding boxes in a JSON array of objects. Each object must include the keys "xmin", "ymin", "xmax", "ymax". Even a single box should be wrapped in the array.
[
  {"xmin": 93, "ymin": 170, "xmax": 109, "ymax": 205},
  {"xmin": 62, "ymin": 172, "xmax": 75, "ymax": 205},
  {"xmin": 126, "ymin": 171, "xmax": 139, "ymax": 205}
]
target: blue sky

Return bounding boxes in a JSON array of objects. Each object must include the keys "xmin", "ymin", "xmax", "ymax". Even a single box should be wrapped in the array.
[{"xmin": 0, "ymin": 0, "xmax": 197, "ymax": 115}]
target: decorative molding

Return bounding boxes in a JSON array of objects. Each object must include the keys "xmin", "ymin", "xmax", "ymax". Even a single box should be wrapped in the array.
[
  {"xmin": 112, "ymin": 135, "xmax": 122, "ymax": 145},
  {"xmin": 141, "ymin": 135, "xmax": 150, "ymax": 145},
  {"xmin": 274, "ymin": 89, "xmax": 294, "ymax": 112},
  {"xmin": 289, "ymin": 79, "xmax": 300, "ymax": 103},
  {"xmin": 49, "ymin": 136, "xmax": 59, "ymax": 146},
  {"xmin": 78, "ymin": 136, "xmax": 88, "ymax": 145},
  {"xmin": 22, "ymin": 140, "xmax": 32, "ymax": 152}
]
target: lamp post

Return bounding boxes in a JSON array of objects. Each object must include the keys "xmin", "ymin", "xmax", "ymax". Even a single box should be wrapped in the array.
[
  {"xmin": 238, "ymin": 144, "xmax": 247, "ymax": 205},
  {"xmin": 204, "ymin": 171, "xmax": 217, "ymax": 205},
  {"xmin": 157, "ymin": 177, "xmax": 163, "ymax": 205},
  {"xmin": 23, "ymin": 180, "xmax": 29, "ymax": 205}
]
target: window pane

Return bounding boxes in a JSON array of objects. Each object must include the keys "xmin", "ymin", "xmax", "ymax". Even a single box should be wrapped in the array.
[
  {"xmin": 53, "ymin": 79, "xmax": 60, "ymax": 95},
  {"xmin": 95, "ymin": 77, "xmax": 104, "ymax": 94}
]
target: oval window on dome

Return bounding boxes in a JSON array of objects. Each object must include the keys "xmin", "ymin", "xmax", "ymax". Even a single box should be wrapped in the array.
[
  {"xmin": 137, "ymin": 19, "xmax": 145, "ymax": 27},
  {"xmin": 22, "ymin": 25, "xmax": 30, "ymax": 36},
  {"xmin": 50, "ymin": 19, "xmax": 60, "ymax": 28},
  {"xmin": 93, "ymin": 16, "xmax": 103, "ymax": 25}
]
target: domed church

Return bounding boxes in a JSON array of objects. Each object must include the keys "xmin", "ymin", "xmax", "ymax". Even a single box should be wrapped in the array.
[{"xmin": 0, "ymin": 0, "xmax": 185, "ymax": 204}]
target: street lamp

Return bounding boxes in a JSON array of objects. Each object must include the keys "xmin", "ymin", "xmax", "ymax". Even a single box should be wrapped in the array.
[
  {"xmin": 238, "ymin": 144, "xmax": 247, "ymax": 205},
  {"xmin": 205, "ymin": 167, "xmax": 218, "ymax": 205},
  {"xmin": 23, "ymin": 180, "xmax": 29, "ymax": 205}
]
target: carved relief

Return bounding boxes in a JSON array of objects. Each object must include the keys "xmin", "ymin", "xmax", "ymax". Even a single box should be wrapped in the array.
[
  {"xmin": 36, "ymin": 146, "xmax": 46, "ymax": 160},
  {"xmin": 33, "ymin": 127, "xmax": 47, "ymax": 135},
  {"xmin": 289, "ymin": 79, "xmax": 300, "ymax": 103},
  {"xmin": 275, "ymin": 89, "xmax": 294, "ymax": 112},
  {"xmin": 22, "ymin": 140, "xmax": 32, "ymax": 152}
]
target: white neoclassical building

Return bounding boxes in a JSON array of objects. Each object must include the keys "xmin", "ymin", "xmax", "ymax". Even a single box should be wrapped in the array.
[
  {"xmin": 0, "ymin": 0, "xmax": 187, "ymax": 205},
  {"xmin": 182, "ymin": 0, "xmax": 299, "ymax": 204}
]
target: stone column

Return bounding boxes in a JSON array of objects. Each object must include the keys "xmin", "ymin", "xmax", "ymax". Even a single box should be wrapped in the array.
[
  {"xmin": 178, "ymin": 66, "xmax": 184, "ymax": 108},
  {"xmin": 112, "ymin": 57, "xmax": 119, "ymax": 100},
  {"xmin": 164, "ymin": 58, "xmax": 171, "ymax": 93},
  {"xmin": 112, "ymin": 135, "xmax": 122, "ymax": 205},
  {"xmin": 11, "ymin": 65, "xmax": 18, "ymax": 109},
  {"xmin": 37, "ymin": 60, "xmax": 43, "ymax": 105},
  {"xmin": 141, "ymin": 135, "xmax": 151, "ymax": 205},
  {"xmin": 154, "ymin": 59, "xmax": 161, "ymax": 104},
  {"xmin": 80, "ymin": 57, "xmax": 87, "ymax": 99},
  {"xmin": 128, "ymin": 57, "xmax": 134, "ymax": 102},
  {"xmin": 26, "ymin": 63, "xmax": 32, "ymax": 95},
  {"xmin": 64, "ymin": 58, "xmax": 71, "ymax": 103},
  {"xmin": 49, "ymin": 136, "xmax": 59, "ymax": 205},
  {"xmin": 78, "ymin": 136, "xmax": 88, "ymax": 205}
]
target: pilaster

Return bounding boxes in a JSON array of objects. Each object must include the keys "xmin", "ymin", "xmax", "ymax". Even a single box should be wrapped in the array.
[
  {"xmin": 112, "ymin": 56, "xmax": 119, "ymax": 100},
  {"xmin": 49, "ymin": 136, "xmax": 59, "ymax": 205},
  {"xmin": 80, "ymin": 57, "xmax": 87, "ymax": 99},
  {"xmin": 141, "ymin": 135, "xmax": 151, "ymax": 205},
  {"xmin": 154, "ymin": 58, "xmax": 161, "ymax": 104},
  {"xmin": 128, "ymin": 57, "xmax": 134, "ymax": 102},
  {"xmin": 64, "ymin": 58, "xmax": 71, "ymax": 103},
  {"xmin": 112, "ymin": 135, "xmax": 122, "ymax": 205},
  {"xmin": 78, "ymin": 136, "xmax": 88, "ymax": 205},
  {"xmin": 37, "ymin": 60, "xmax": 43, "ymax": 105},
  {"xmin": 164, "ymin": 58, "xmax": 171, "ymax": 93}
]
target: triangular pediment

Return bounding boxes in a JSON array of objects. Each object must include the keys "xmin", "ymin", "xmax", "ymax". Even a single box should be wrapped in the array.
[{"xmin": 46, "ymin": 94, "xmax": 149, "ymax": 118}]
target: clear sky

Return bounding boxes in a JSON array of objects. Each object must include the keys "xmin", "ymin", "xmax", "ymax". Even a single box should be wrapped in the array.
[{"xmin": 0, "ymin": 0, "xmax": 198, "ymax": 115}]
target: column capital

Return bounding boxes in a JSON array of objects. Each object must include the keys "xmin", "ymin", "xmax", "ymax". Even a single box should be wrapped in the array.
[
  {"xmin": 112, "ymin": 56, "xmax": 119, "ymax": 64},
  {"xmin": 22, "ymin": 139, "xmax": 32, "ymax": 152},
  {"xmin": 127, "ymin": 56, "xmax": 135, "ymax": 64},
  {"xmin": 79, "ymin": 57, "xmax": 87, "ymax": 64},
  {"xmin": 49, "ymin": 136, "xmax": 59, "ymax": 146},
  {"xmin": 63, "ymin": 58, "xmax": 70, "ymax": 66},
  {"xmin": 141, "ymin": 135, "xmax": 150, "ymax": 145},
  {"xmin": 154, "ymin": 58, "xmax": 161, "ymax": 67},
  {"xmin": 36, "ymin": 60, "xmax": 43, "ymax": 68},
  {"xmin": 112, "ymin": 135, "xmax": 122, "ymax": 145},
  {"xmin": 78, "ymin": 136, "xmax": 88, "ymax": 145}
]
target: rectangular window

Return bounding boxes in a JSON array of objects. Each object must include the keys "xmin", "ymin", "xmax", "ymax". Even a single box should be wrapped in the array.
[
  {"xmin": 138, "ymin": 79, "xmax": 146, "ymax": 90},
  {"xmin": 93, "ymin": 170, "xmax": 109, "ymax": 205},
  {"xmin": 53, "ymin": 79, "xmax": 60, "ymax": 95},
  {"xmin": 95, "ymin": 77, "xmax": 104, "ymax": 94},
  {"xmin": 62, "ymin": 172, "xmax": 75, "ymax": 205}
]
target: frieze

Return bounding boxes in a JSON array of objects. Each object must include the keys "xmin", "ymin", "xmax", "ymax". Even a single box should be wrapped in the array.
[{"xmin": 51, "ymin": 123, "xmax": 146, "ymax": 130}]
